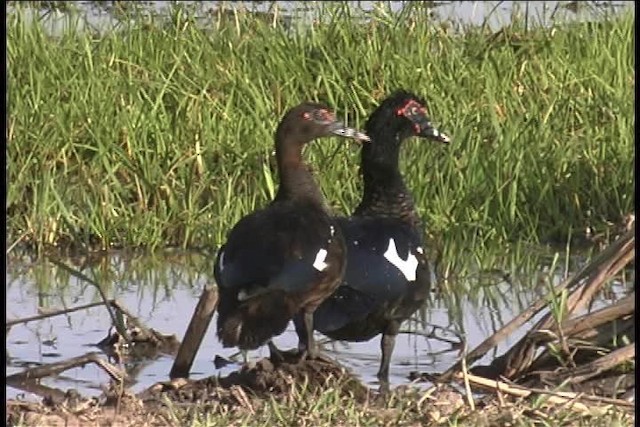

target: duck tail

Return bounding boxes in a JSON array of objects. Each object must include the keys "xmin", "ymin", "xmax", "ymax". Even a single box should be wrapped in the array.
[{"xmin": 216, "ymin": 290, "xmax": 296, "ymax": 350}]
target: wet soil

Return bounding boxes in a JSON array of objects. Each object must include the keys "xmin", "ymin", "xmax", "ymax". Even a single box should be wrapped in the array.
[
  {"xmin": 6, "ymin": 355, "xmax": 370, "ymax": 427},
  {"xmin": 6, "ymin": 353, "xmax": 634, "ymax": 427}
]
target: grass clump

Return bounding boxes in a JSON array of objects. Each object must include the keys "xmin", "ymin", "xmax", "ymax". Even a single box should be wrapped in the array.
[
  {"xmin": 7, "ymin": 376, "xmax": 634, "ymax": 427},
  {"xmin": 7, "ymin": 2, "xmax": 634, "ymax": 256}
]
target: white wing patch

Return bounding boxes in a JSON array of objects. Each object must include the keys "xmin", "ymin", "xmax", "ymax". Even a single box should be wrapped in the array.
[
  {"xmin": 237, "ymin": 289, "xmax": 249, "ymax": 301},
  {"xmin": 217, "ymin": 250, "xmax": 225, "ymax": 273},
  {"xmin": 313, "ymin": 248, "xmax": 329, "ymax": 271},
  {"xmin": 383, "ymin": 238, "xmax": 418, "ymax": 281}
]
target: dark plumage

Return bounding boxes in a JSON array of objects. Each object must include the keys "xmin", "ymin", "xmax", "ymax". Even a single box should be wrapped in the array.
[
  {"xmin": 294, "ymin": 90, "xmax": 450, "ymax": 383},
  {"xmin": 214, "ymin": 102, "xmax": 369, "ymax": 358}
]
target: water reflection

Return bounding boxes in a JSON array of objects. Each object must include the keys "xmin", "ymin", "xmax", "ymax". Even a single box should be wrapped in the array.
[
  {"xmin": 6, "ymin": 245, "xmax": 630, "ymax": 400},
  {"xmin": 6, "ymin": 1, "xmax": 634, "ymax": 37}
]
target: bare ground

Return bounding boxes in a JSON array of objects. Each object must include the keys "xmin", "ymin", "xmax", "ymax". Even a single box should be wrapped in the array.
[{"xmin": 6, "ymin": 354, "xmax": 634, "ymax": 427}]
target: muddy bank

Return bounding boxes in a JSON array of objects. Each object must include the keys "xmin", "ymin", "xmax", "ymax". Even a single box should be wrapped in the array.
[
  {"xmin": 7, "ymin": 355, "xmax": 370, "ymax": 426},
  {"xmin": 7, "ymin": 354, "xmax": 633, "ymax": 427}
]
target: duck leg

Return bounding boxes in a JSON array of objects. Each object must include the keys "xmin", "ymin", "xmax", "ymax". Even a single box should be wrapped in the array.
[
  {"xmin": 293, "ymin": 314, "xmax": 308, "ymax": 353},
  {"xmin": 377, "ymin": 323, "xmax": 400, "ymax": 384},
  {"xmin": 267, "ymin": 340, "xmax": 285, "ymax": 363},
  {"xmin": 293, "ymin": 310, "xmax": 318, "ymax": 360},
  {"xmin": 301, "ymin": 310, "xmax": 317, "ymax": 359},
  {"xmin": 294, "ymin": 311, "xmax": 315, "ymax": 361},
  {"xmin": 295, "ymin": 311, "xmax": 335, "ymax": 363}
]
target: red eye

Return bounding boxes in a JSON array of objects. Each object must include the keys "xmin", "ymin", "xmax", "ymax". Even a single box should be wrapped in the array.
[
  {"xmin": 398, "ymin": 100, "xmax": 426, "ymax": 117},
  {"xmin": 319, "ymin": 109, "xmax": 332, "ymax": 121},
  {"xmin": 313, "ymin": 109, "xmax": 335, "ymax": 123},
  {"xmin": 302, "ymin": 112, "xmax": 311, "ymax": 120}
]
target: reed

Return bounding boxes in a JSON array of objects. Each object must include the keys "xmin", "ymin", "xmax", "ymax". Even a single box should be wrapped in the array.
[{"xmin": 7, "ymin": 2, "xmax": 634, "ymax": 256}]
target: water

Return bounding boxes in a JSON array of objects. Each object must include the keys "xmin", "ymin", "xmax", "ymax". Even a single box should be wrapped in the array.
[
  {"xmin": 7, "ymin": 1, "xmax": 634, "ymax": 37},
  {"xmin": 6, "ymin": 249, "xmax": 631, "ymax": 401},
  {"xmin": 6, "ymin": 0, "xmax": 634, "ymax": 402}
]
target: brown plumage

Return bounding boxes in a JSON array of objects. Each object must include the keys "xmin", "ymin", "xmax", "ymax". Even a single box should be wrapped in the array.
[{"xmin": 214, "ymin": 102, "xmax": 369, "ymax": 357}]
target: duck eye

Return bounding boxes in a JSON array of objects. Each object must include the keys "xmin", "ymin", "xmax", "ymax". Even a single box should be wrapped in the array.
[
  {"xmin": 313, "ymin": 109, "xmax": 334, "ymax": 124},
  {"xmin": 397, "ymin": 100, "xmax": 425, "ymax": 118}
]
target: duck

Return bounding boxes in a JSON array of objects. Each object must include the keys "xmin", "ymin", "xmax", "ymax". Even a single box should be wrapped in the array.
[
  {"xmin": 214, "ymin": 101, "xmax": 370, "ymax": 359},
  {"xmin": 293, "ymin": 90, "xmax": 450, "ymax": 383}
]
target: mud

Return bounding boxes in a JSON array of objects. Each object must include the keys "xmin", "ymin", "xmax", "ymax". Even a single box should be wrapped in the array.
[
  {"xmin": 6, "ymin": 355, "xmax": 370, "ymax": 427},
  {"xmin": 6, "ymin": 355, "xmax": 634, "ymax": 427},
  {"xmin": 144, "ymin": 353, "xmax": 370, "ymax": 403}
]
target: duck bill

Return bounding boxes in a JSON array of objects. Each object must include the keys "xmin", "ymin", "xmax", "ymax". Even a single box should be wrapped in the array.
[
  {"xmin": 414, "ymin": 117, "xmax": 451, "ymax": 144},
  {"xmin": 328, "ymin": 121, "xmax": 371, "ymax": 143}
]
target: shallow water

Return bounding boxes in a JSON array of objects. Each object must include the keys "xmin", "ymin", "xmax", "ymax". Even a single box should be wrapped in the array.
[
  {"xmin": 7, "ymin": 1, "xmax": 634, "ymax": 37},
  {"xmin": 6, "ymin": 249, "xmax": 631, "ymax": 401}
]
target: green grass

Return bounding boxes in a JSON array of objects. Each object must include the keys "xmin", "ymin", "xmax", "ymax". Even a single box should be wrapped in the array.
[
  {"xmin": 8, "ymin": 374, "xmax": 635, "ymax": 427},
  {"xmin": 165, "ymin": 384, "xmax": 632, "ymax": 427},
  {"xmin": 7, "ymin": 2, "xmax": 635, "ymax": 257}
]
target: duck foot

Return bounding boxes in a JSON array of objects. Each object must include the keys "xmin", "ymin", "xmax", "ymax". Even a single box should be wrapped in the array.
[
  {"xmin": 295, "ymin": 347, "xmax": 335, "ymax": 365},
  {"xmin": 267, "ymin": 341, "xmax": 286, "ymax": 364},
  {"xmin": 268, "ymin": 342, "xmax": 304, "ymax": 364}
]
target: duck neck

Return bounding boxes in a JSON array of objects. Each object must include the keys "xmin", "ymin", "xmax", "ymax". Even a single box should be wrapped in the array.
[
  {"xmin": 273, "ymin": 135, "xmax": 327, "ymax": 210},
  {"xmin": 354, "ymin": 134, "xmax": 421, "ymax": 229}
]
